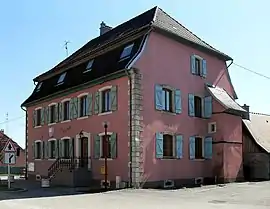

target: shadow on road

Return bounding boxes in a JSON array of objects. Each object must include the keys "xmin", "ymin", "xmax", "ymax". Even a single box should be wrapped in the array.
[{"xmin": 0, "ymin": 179, "xmax": 109, "ymax": 201}]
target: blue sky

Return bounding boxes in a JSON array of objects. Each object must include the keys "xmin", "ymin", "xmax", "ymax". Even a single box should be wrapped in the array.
[{"xmin": 0, "ymin": 1, "xmax": 269, "ymax": 148}]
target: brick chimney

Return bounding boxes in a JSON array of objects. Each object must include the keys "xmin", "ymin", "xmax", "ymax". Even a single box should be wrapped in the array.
[
  {"xmin": 241, "ymin": 104, "xmax": 250, "ymax": 120},
  {"xmin": 100, "ymin": 21, "xmax": 112, "ymax": 36}
]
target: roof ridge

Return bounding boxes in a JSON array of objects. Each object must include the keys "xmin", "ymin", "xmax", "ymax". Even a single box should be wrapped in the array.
[
  {"xmin": 156, "ymin": 7, "xmax": 220, "ymax": 53},
  {"xmin": 250, "ymin": 112, "xmax": 270, "ymax": 116}
]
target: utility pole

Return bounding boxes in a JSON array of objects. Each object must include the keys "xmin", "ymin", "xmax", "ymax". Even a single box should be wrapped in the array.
[{"xmin": 64, "ymin": 40, "xmax": 70, "ymax": 57}]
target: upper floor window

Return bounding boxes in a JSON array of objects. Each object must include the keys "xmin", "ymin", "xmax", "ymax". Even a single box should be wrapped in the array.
[
  {"xmin": 36, "ymin": 82, "xmax": 43, "ymax": 92},
  {"xmin": 36, "ymin": 109, "xmax": 42, "ymax": 126},
  {"xmin": 79, "ymin": 96, "xmax": 87, "ymax": 117},
  {"xmin": 190, "ymin": 55, "xmax": 207, "ymax": 78},
  {"xmin": 49, "ymin": 104, "xmax": 57, "ymax": 124},
  {"xmin": 57, "ymin": 72, "xmax": 67, "ymax": 85},
  {"xmin": 188, "ymin": 94, "xmax": 212, "ymax": 118},
  {"xmin": 94, "ymin": 86, "xmax": 118, "ymax": 114},
  {"xmin": 63, "ymin": 101, "xmax": 70, "ymax": 121},
  {"xmin": 84, "ymin": 60, "xmax": 94, "ymax": 73},
  {"xmin": 155, "ymin": 84, "xmax": 182, "ymax": 114},
  {"xmin": 120, "ymin": 43, "xmax": 134, "ymax": 60},
  {"xmin": 101, "ymin": 89, "xmax": 111, "ymax": 113}
]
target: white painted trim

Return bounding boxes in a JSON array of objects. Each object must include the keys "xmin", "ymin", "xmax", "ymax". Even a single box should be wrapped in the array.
[
  {"xmin": 75, "ymin": 132, "xmax": 91, "ymax": 169},
  {"xmin": 34, "ymin": 107, "xmax": 42, "ymax": 111},
  {"xmin": 208, "ymin": 122, "xmax": 217, "ymax": 134},
  {"xmin": 77, "ymin": 116, "xmax": 89, "ymax": 120},
  {"xmin": 98, "ymin": 111, "xmax": 112, "ymax": 116},
  {"xmin": 194, "ymin": 54, "xmax": 203, "ymax": 60},
  {"xmin": 98, "ymin": 85, "xmax": 112, "ymax": 92},
  {"xmin": 77, "ymin": 92, "xmax": 89, "ymax": 98},
  {"xmin": 48, "ymin": 102, "xmax": 57, "ymax": 107},
  {"xmin": 48, "ymin": 138, "xmax": 57, "ymax": 142},
  {"xmin": 61, "ymin": 98, "xmax": 71, "ymax": 103},
  {"xmin": 61, "ymin": 120, "xmax": 71, "ymax": 123},
  {"xmin": 34, "ymin": 126, "xmax": 42, "ymax": 129},
  {"xmin": 126, "ymin": 34, "xmax": 149, "ymax": 69},
  {"xmin": 35, "ymin": 140, "xmax": 42, "ymax": 143},
  {"xmin": 48, "ymin": 123, "xmax": 56, "ymax": 126},
  {"xmin": 60, "ymin": 136, "xmax": 71, "ymax": 140},
  {"xmin": 98, "ymin": 132, "xmax": 113, "ymax": 136}
]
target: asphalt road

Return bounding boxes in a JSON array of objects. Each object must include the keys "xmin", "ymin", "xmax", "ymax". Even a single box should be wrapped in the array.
[{"xmin": 0, "ymin": 181, "xmax": 270, "ymax": 208}]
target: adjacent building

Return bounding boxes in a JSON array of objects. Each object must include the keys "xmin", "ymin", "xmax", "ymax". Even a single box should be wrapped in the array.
[
  {"xmin": 21, "ymin": 6, "xmax": 247, "ymax": 188},
  {"xmin": 0, "ymin": 130, "xmax": 25, "ymax": 174}
]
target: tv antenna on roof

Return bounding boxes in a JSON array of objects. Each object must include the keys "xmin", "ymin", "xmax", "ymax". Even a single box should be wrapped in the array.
[{"xmin": 63, "ymin": 40, "xmax": 71, "ymax": 57}]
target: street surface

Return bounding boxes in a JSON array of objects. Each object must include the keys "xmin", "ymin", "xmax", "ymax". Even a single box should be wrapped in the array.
[{"xmin": 0, "ymin": 181, "xmax": 270, "ymax": 208}]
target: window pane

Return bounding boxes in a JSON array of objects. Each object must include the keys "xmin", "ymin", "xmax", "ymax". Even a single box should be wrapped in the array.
[
  {"xmin": 195, "ymin": 137, "xmax": 203, "ymax": 159},
  {"xmin": 102, "ymin": 136, "xmax": 111, "ymax": 158},
  {"xmin": 194, "ymin": 96, "xmax": 202, "ymax": 117},
  {"xmin": 120, "ymin": 44, "xmax": 134, "ymax": 59},
  {"xmin": 64, "ymin": 101, "xmax": 70, "ymax": 120},
  {"xmin": 57, "ymin": 72, "xmax": 67, "ymax": 84},
  {"xmin": 36, "ymin": 109, "xmax": 41, "ymax": 126},
  {"xmin": 163, "ymin": 135, "xmax": 173, "ymax": 157},
  {"xmin": 102, "ymin": 90, "xmax": 111, "ymax": 112}
]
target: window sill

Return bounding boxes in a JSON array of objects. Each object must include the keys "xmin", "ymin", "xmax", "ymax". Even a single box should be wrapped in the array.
[
  {"xmin": 156, "ymin": 110, "xmax": 177, "ymax": 116},
  {"xmin": 34, "ymin": 159, "xmax": 42, "ymax": 161},
  {"xmin": 99, "ymin": 158, "xmax": 113, "ymax": 161},
  {"xmin": 98, "ymin": 111, "xmax": 113, "ymax": 116},
  {"xmin": 48, "ymin": 158, "xmax": 56, "ymax": 161},
  {"xmin": 48, "ymin": 123, "xmax": 56, "ymax": 126},
  {"xmin": 119, "ymin": 55, "xmax": 130, "ymax": 62},
  {"xmin": 61, "ymin": 120, "xmax": 71, "ymax": 123},
  {"xmin": 160, "ymin": 158, "xmax": 181, "ymax": 160},
  {"xmin": 34, "ymin": 125, "xmax": 42, "ymax": 129},
  {"xmin": 192, "ymin": 159, "xmax": 205, "ymax": 161},
  {"xmin": 77, "ymin": 116, "xmax": 89, "ymax": 120}
]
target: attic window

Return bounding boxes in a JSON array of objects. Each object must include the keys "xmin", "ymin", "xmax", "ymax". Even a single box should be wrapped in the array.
[
  {"xmin": 36, "ymin": 82, "xmax": 43, "ymax": 92},
  {"xmin": 84, "ymin": 59, "xmax": 94, "ymax": 73},
  {"xmin": 57, "ymin": 72, "xmax": 67, "ymax": 85},
  {"xmin": 120, "ymin": 43, "xmax": 134, "ymax": 60}
]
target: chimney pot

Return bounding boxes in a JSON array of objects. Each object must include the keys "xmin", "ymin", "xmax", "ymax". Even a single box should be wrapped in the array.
[
  {"xmin": 241, "ymin": 104, "xmax": 250, "ymax": 120},
  {"xmin": 99, "ymin": 21, "xmax": 112, "ymax": 36}
]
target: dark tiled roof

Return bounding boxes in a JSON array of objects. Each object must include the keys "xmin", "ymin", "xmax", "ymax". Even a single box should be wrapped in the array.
[{"xmin": 22, "ymin": 6, "xmax": 232, "ymax": 106}]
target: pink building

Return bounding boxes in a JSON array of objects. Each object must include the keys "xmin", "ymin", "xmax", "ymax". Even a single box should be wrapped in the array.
[{"xmin": 21, "ymin": 6, "xmax": 247, "ymax": 188}]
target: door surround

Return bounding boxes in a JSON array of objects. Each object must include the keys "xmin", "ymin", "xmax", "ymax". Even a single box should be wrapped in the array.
[{"xmin": 75, "ymin": 131, "xmax": 91, "ymax": 169}]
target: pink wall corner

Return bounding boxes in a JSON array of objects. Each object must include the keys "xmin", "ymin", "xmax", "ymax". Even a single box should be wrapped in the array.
[{"xmin": 27, "ymin": 77, "xmax": 130, "ymax": 182}]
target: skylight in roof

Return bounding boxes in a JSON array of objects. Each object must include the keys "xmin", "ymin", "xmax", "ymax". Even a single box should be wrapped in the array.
[
  {"xmin": 36, "ymin": 82, "xmax": 42, "ymax": 92},
  {"xmin": 120, "ymin": 43, "xmax": 134, "ymax": 60},
  {"xmin": 84, "ymin": 59, "xmax": 94, "ymax": 73},
  {"xmin": 57, "ymin": 72, "xmax": 67, "ymax": 85}
]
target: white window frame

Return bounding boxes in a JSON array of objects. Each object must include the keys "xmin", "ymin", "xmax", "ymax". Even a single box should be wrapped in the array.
[
  {"xmin": 34, "ymin": 140, "xmax": 42, "ymax": 160},
  {"xmin": 98, "ymin": 132, "xmax": 113, "ymax": 160},
  {"xmin": 48, "ymin": 103, "xmax": 57, "ymax": 125},
  {"xmin": 98, "ymin": 86, "xmax": 113, "ymax": 116},
  {"xmin": 36, "ymin": 82, "xmax": 43, "ymax": 92},
  {"xmin": 120, "ymin": 43, "xmax": 134, "ymax": 61},
  {"xmin": 83, "ymin": 59, "xmax": 94, "ymax": 73},
  {"xmin": 77, "ymin": 93, "xmax": 89, "ymax": 120},
  {"xmin": 34, "ymin": 107, "xmax": 42, "ymax": 128},
  {"xmin": 161, "ymin": 132, "xmax": 176, "ymax": 159},
  {"xmin": 48, "ymin": 138, "xmax": 57, "ymax": 160},
  {"xmin": 194, "ymin": 54, "xmax": 203, "ymax": 76},
  {"xmin": 61, "ymin": 98, "xmax": 71, "ymax": 123},
  {"xmin": 56, "ymin": 72, "xmax": 67, "ymax": 85},
  {"xmin": 161, "ymin": 85, "xmax": 175, "ymax": 113},
  {"xmin": 194, "ymin": 136, "xmax": 205, "ymax": 161},
  {"xmin": 208, "ymin": 122, "xmax": 217, "ymax": 134}
]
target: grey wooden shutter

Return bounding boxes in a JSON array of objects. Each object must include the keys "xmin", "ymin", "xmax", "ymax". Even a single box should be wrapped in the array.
[
  {"xmin": 40, "ymin": 108, "xmax": 45, "ymax": 125},
  {"xmin": 110, "ymin": 133, "xmax": 117, "ymax": 159},
  {"xmin": 32, "ymin": 110, "xmax": 36, "ymax": 127},
  {"xmin": 69, "ymin": 138, "xmax": 74, "ymax": 158},
  {"xmin": 55, "ymin": 104, "xmax": 59, "ymax": 123},
  {"xmin": 41, "ymin": 141, "xmax": 44, "ymax": 159},
  {"xmin": 44, "ymin": 107, "xmax": 49, "ymax": 125},
  {"xmin": 69, "ymin": 98, "xmax": 74, "ymax": 120},
  {"xmin": 55, "ymin": 140, "xmax": 59, "ymax": 158},
  {"xmin": 94, "ymin": 135, "xmax": 101, "ymax": 158},
  {"xmin": 44, "ymin": 141, "xmax": 49, "ymax": 159},
  {"xmin": 94, "ymin": 91, "xmax": 100, "ymax": 114},
  {"xmin": 32, "ymin": 142, "xmax": 36, "ymax": 159},
  {"xmin": 73, "ymin": 98, "xmax": 78, "ymax": 119},
  {"xmin": 58, "ymin": 103, "xmax": 63, "ymax": 122},
  {"xmin": 87, "ymin": 93, "xmax": 93, "ymax": 116},
  {"xmin": 110, "ymin": 86, "xmax": 118, "ymax": 111}
]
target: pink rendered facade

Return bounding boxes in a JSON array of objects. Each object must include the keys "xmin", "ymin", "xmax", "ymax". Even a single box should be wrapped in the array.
[
  {"xmin": 133, "ymin": 32, "xmax": 243, "ymax": 185},
  {"xmin": 26, "ymin": 30, "xmax": 244, "ymax": 188}
]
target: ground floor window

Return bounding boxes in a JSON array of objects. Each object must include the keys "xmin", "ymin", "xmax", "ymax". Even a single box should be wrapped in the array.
[
  {"xmin": 49, "ymin": 140, "xmax": 56, "ymax": 159},
  {"xmin": 35, "ymin": 141, "xmax": 42, "ymax": 159},
  {"xmin": 62, "ymin": 139, "xmax": 70, "ymax": 158},
  {"xmin": 163, "ymin": 134, "xmax": 174, "ymax": 157}
]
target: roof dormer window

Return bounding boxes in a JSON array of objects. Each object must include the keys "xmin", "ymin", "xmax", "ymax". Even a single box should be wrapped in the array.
[
  {"xmin": 36, "ymin": 82, "xmax": 43, "ymax": 92},
  {"xmin": 120, "ymin": 43, "xmax": 134, "ymax": 61},
  {"xmin": 57, "ymin": 72, "xmax": 67, "ymax": 85},
  {"xmin": 83, "ymin": 59, "xmax": 94, "ymax": 73}
]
